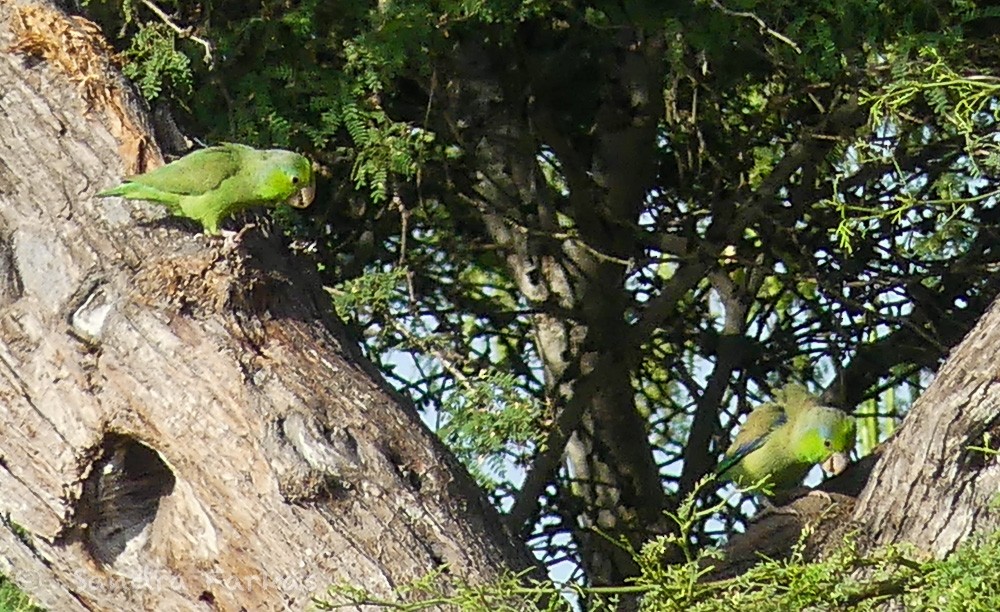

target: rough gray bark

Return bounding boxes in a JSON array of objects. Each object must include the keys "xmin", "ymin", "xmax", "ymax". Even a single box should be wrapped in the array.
[
  {"xmin": 854, "ymin": 296, "xmax": 1000, "ymax": 556},
  {"xmin": 0, "ymin": 1, "xmax": 533, "ymax": 610}
]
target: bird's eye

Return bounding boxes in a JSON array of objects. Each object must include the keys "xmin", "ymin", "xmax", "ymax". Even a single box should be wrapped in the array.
[
  {"xmin": 824, "ymin": 440, "xmax": 832, "ymax": 448},
  {"xmin": 292, "ymin": 176, "xmax": 300, "ymax": 184}
]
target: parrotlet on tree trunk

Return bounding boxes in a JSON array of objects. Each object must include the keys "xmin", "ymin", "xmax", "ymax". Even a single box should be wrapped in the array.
[
  {"xmin": 98, "ymin": 143, "xmax": 315, "ymax": 235},
  {"xmin": 716, "ymin": 385, "xmax": 856, "ymax": 492}
]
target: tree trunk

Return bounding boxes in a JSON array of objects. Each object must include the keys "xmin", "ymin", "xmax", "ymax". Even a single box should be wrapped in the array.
[
  {"xmin": 0, "ymin": 2, "xmax": 533, "ymax": 610},
  {"xmin": 854, "ymin": 296, "xmax": 1000, "ymax": 556}
]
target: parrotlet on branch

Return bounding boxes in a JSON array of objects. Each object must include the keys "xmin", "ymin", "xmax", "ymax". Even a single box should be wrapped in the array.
[
  {"xmin": 98, "ymin": 143, "xmax": 315, "ymax": 235},
  {"xmin": 716, "ymin": 385, "xmax": 856, "ymax": 492}
]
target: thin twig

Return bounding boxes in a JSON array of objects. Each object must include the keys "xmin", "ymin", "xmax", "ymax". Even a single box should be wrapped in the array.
[
  {"xmin": 139, "ymin": 0, "xmax": 214, "ymax": 67},
  {"xmin": 458, "ymin": 193, "xmax": 635, "ymax": 268},
  {"xmin": 389, "ymin": 319, "xmax": 471, "ymax": 385},
  {"xmin": 709, "ymin": 0, "xmax": 801, "ymax": 54}
]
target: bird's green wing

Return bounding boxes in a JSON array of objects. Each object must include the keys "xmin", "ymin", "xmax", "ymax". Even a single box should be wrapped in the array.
[
  {"xmin": 126, "ymin": 144, "xmax": 246, "ymax": 196},
  {"xmin": 716, "ymin": 403, "xmax": 787, "ymax": 477}
]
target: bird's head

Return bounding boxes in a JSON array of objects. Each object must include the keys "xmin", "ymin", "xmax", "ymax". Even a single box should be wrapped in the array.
[
  {"xmin": 261, "ymin": 150, "xmax": 316, "ymax": 209},
  {"xmin": 282, "ymin": 155, "xmax": 315, "ymax": 209},
  {"xmin": 796, "ymin": 406, "xmax": 856, "ymax": 471}
]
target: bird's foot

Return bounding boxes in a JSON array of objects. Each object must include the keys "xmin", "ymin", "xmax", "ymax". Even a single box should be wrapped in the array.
[
  {"xmin": 753, "ymin": 495, "xmax": 800, "ymax": 521},
  {"xmin": 756, "ymin": 487, "xmax": 833, "ymax": 521},
  {"xmin": 219, "ymin": 223, "xmax": 257, "ymax": 252},
  {"xmin": 771, "ymin": 485, "xmax": 815, "ymax": 506}
]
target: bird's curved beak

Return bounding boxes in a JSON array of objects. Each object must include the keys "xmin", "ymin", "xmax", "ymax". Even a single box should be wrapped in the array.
[
  {"xmin": 821, "ymin": 451, "xmax": 851, "ymax": 476},
  {"xmin": 287, "ymin": 180, "xmax": 315, "ymax": 209}
]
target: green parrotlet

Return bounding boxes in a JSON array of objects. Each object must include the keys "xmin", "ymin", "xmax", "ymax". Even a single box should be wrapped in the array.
[
  {"xmin": 98, "ymin": 143, "xmax": 315, "ymax": 235},
  {"xmin": 717, "ymin": 385, "xmax": 856, "ymax": 492}
]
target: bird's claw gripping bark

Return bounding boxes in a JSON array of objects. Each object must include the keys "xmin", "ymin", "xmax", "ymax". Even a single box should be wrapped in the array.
[{"xmin": 219, "ymin": 223, "xmax": 257, "ymax": 252}]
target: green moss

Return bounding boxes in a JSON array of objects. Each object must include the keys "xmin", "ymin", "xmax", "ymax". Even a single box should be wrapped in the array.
[
  {"xmin": 316, "ymin": 480, "xmax": 1000, "ymax": 610},
  {"xmin": 0, "ymin": 575, "xmax": 41, "ymax": 612}
]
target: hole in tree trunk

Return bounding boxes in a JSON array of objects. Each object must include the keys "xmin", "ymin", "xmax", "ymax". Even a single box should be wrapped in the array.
[
  {"xmin": 78, "ymin": 433, "xmax": 175, "ymax": 565},
  {"xmin": 0, "ymin": 231, "xmax": 23, "ymax": 306}
]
